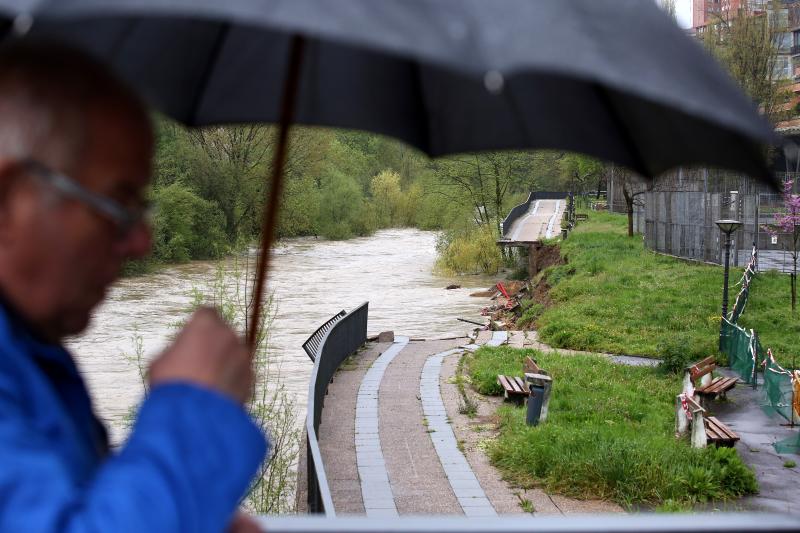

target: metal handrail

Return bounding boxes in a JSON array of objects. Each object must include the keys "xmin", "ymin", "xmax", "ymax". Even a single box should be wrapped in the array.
[
  {"xmin": 302, "ymin": 310, "xmax": 346, "ymax": 361},
  {"xmin": 305, "ymin": 302, "xmax": 369, "ymax": 516},
  {"xmin": 500, "ymin": 192, "xmax": 534, "ymax": 239},
  {"xmin": 257, "ymin": 514, "xmax": 799, "ymax": 532}
]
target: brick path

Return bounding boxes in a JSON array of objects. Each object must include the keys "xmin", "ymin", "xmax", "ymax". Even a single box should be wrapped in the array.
[{"xmin": 315, "ymin": 331, "xmax": 622, "ymax": 516}]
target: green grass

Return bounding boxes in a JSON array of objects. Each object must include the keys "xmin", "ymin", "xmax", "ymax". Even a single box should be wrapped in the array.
[
  {"xmin": 466, "ymin": 346, "xmax": 758, "ymax": 508},
  {"xmin": 534, "ymin": 212, "xmax": 798, "ymax": 367}
]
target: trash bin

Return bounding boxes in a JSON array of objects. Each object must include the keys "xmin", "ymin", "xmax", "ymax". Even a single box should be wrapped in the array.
[{"xmin": 525, "ymin": 372, "xmax": 552, "ymax": 426}]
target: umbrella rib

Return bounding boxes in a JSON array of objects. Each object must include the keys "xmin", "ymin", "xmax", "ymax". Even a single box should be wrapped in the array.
[
  {"xmin": 188, "ymin": 22, "xmax": 230, "ymax": 126},
  {"xmin": 593, "ymin": 83, "xmax": 651, "ymax": 178}
]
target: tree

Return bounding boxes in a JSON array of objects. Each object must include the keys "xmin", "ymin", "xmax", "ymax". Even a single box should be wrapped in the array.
[
  {"xmin": 432, "ymin": 151, "xmax": 534, "ymax": 235},
  {"xmin": 151, "ymin": 183, "xmax": 228, "ymax": 262},
  {"xmin": 613, "ymin": 165, "xmax": 648, "ymax": 238},
  {"xmin": 370, "ymin": 169, "xmax": 403, "ymax": 228},
  {"xmin": 659, "ymin": 0, "xmax": 677, "ymax": 20},
  {"xmin": 558, "ymin": 154, "xmax": 605, "ymax": 198},
  {"xmin": 316, "ymin": 172, "xmax": 375, "ymax": 239},
  {"xmin": 700, "ymin": 0, "xmax": 791, "ymax": 125},
  {"xmin": 766, "ymin": 180, "xmax": 800, "ymax": 311}
]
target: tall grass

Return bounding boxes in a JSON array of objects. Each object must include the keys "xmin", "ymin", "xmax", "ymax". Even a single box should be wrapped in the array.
[
  {"xmin": 535, "ymin": 212, "xmax": 798, "ymax": 366},
  {"xmin": 466, "ymin": 346, "xmax": 758, "ymax": 507}
]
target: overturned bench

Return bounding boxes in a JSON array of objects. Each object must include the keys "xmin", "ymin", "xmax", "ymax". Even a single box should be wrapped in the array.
[
  {"xmin": 676, "ymin": 394, "xmax": 740, "ymax": 448},
  {"xmin": 684, "ymin": 356, "xmax": 738, "ymax": 402},
  {"xmin": 497, "ymin": 375, "xmax": 528, "ymax": 404}
]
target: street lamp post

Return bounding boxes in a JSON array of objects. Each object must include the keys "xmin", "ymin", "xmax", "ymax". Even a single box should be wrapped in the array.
[{"xmin": 716, "ymin": 219, "xmax": 742, "ymax": 351}]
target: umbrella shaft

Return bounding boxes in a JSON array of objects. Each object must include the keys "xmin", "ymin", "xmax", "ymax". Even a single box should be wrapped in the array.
[{"xmin": 247, "ymin": 34, "xmax": 306, "ymax": 353}]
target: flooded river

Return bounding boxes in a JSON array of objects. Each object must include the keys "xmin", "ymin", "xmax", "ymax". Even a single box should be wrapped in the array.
[{"xmin": 66, "ymin": 228, "xmax": 494, "ymax": 443}]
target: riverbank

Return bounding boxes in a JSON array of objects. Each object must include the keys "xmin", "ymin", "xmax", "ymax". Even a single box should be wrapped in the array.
[
  {"xmin": 491, "ymin": 212, "xmax": 797, "ymax": 367},
  {"xmin": 71, "ymin": 229, "xmax": 493, "ymax": 444}
]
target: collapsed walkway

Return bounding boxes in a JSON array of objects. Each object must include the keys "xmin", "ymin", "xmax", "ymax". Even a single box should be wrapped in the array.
[
  {"xmin": 312, "ymin": 331, "xmax": 621, "ymax": 516},
  {"xmin": 502, "ymin": 199, "xmax": 566, "ymax": 244}
]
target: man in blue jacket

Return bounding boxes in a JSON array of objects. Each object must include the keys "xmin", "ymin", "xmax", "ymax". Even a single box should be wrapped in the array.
[{"xmin": 0, "ymin": 42, "xmax": 268, "ymax": 531}]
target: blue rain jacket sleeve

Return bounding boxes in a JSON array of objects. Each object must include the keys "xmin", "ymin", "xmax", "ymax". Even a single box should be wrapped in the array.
[
  {"xmin": 0, "ymin": 304, "xmax": 269, "ymax": 533},
  {"xmin": 0, "ymin": 380, "xmax": 268, "ymax": 533}
]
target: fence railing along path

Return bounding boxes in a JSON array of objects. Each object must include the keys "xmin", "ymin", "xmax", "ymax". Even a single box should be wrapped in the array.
[{"xmin": 305, "ymin": 302, "xmax": 369, "ymax": 515}]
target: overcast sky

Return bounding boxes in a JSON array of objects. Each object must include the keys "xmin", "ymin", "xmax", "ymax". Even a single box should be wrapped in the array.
[{"xmin": 675, "ymin": 0, "xmax": 692, "ymax": 28}]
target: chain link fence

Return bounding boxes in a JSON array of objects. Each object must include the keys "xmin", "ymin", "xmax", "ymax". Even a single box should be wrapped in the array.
[{"xmin": 616, "ymin": 171, "xmax": 800, "ymax": 271}]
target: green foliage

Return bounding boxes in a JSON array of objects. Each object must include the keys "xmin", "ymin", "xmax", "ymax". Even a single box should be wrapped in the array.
[
  {"xmin": 151, "ymin": 183, "xmax": 229, "ymax": 262},
  {"xmin": 191, "ymin": 260, "xmax": 300, "ymax": 513},
  {"xmin": 657, "ymin": 335, "xmax": 696, "ymax": 374},
  {"xmin": 784, "ymin": 460, "xmax": 797, "ymax": 468},
  {"xmin": 435, "ymin": 225, "xmax": 504, "ymax": 275},
  {"xmin": 370, "ymin": 169, "xmax": 404, "ymax": 228},
  {"xmin": 147, "ymin": 116, "xmax": 575, "ymax": 275},
  {"xmin": 316, "ymin": 172, "xmax": 376, "ymax": 240},
  {"xmin": 466, "ymin": 347, "xmax": 758, "ymax": 507}
]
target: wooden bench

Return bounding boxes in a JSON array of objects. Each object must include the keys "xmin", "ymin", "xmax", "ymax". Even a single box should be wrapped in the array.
[
  {"xmin": 684, "ymin": 356, "xmax": 738, "ymax": 401},
  {"xmin": 676, "ymin": 394, "xmax": 740, "ymax": 448},
  {"xmin": 497, "ymin": 375, "xmax": 528, "ymax": 404}
]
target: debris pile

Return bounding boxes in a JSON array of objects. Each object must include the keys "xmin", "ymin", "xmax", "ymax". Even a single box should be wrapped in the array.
[{"xmin": 472, "ymin": 281, "xmax": 528, "ymax": 329}]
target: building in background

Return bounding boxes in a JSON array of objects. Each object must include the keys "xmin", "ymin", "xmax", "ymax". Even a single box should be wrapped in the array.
[{"xmin": 610, "ymin": 2, "xmax": 800, "ymax": 272}]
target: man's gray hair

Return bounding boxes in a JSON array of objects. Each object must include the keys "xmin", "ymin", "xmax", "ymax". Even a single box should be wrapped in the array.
[{"xmin": 0, "ymin": 40, "xmax": 149, "ymax": 173}]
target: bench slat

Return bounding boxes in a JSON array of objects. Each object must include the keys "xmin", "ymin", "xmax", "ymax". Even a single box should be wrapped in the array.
[
  {"xmin": 498, "ymin": 375, "xmax": 511, "ymax": 390},
  {"xmin": 706, "ymin": 417, "xmax": 740, "ymax": 445},
  {"xmin": 708, "ymin": 417, "xmax": 738, "ymax": 440},
  {"xmin": 497, "ymin": 375, "xmax": 528, "ymax": 397},
  {"xmin": 705, "ymin": 422, "xmax": 724, "ymax": 441},
  {"xmin": 696, "ymin": 376, "xmax": 737, "ymax": 396}
]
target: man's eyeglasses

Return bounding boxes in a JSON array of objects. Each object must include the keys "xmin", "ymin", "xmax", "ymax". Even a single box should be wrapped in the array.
[{"xmin": 22, "ymin": 159, "xmax": 150, "ymax": 237}]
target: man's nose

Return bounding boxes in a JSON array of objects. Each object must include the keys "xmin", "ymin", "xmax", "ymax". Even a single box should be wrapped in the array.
[{"xmin": 113, "ymin": 221, "xmax": 152, "ymax": 259}]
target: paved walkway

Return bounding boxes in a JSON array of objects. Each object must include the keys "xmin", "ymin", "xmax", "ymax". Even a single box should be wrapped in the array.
[
  {"xmin": 316, "ymin": 331, "xmax": 621, "ymax": 516},
  {"xmin": 504, "ymin": 199, "xmax": 565, "ymax": 243},
  {"xmin": 302, "ymin": 325, "xmax": 797, "ymax": 516}
]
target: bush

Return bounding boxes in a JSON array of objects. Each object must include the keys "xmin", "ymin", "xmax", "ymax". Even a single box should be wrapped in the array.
[
  {"xmin": 657, "ymin": 335, "xmax": 696, "ymax": 374},
  {"xmin": 436, "ymin": 225, "xmax": 503, "ymax": 275}
]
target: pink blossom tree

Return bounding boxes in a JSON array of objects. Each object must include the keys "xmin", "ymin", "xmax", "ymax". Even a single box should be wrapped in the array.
[{"xmin": 769, "ymin": 180, "xmax": 800, "ymax": 311}]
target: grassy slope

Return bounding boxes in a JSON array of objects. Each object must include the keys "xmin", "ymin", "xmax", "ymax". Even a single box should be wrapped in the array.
[
  {"xmin": 467, "ymin": 346, "xmax": 758, "ymax": 508},
  {"xmin": 534, "ymin": 212, "xmax": 798, "ymax": 366}
]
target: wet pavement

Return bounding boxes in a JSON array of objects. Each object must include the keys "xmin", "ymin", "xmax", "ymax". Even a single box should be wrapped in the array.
[{"xmin": 713, "ymin": 370, "xmax": 800, "ymax": 515}]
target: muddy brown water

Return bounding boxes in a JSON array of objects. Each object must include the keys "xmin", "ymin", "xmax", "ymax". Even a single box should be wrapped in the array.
[{"xmin": 65, "ymin": 228, "xmax": 494, "ymax": 444}]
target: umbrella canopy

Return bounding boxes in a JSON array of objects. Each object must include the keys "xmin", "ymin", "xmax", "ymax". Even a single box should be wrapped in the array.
[{"xmin": 0, "ymin": 0, "xmax": 780, "ymax": 183}]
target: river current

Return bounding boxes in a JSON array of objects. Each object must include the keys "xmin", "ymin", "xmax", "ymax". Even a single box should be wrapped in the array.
[{"xmin": 66, "ymin": 228, "xmax": 494, "ymax": 444}]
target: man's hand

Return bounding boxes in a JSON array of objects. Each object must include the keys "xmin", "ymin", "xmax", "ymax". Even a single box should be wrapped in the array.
[
  {"xmin": 228, "ymin": 513, "xmax": 263, "ymax": 533},
  {"xmin": 149, "ymin": 307, "xmax": 253, "ymax": 404}
]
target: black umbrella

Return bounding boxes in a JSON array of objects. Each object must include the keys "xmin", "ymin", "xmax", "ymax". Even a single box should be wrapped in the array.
[{"xmin": 0, "ymin": 0, "xmax": 780, "ymax": 349}]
